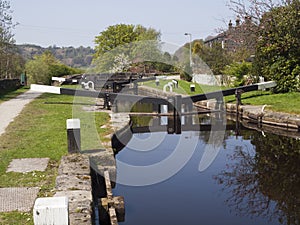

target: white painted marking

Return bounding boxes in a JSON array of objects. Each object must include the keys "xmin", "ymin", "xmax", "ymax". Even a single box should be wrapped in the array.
[
  {"xmin": 52, "ymin": 77, "xmax": 66, "ymax": 82},
  {"xmin": 30, "ymin": 84, "xmax": 61, "ymax": 94},
  {"xmin": 66, "ymin": 119, "xmax": 80, "ymax": 129},
  {"xmin": 257, "ymin": 81, "xmax": 276, "ymax": 90}
]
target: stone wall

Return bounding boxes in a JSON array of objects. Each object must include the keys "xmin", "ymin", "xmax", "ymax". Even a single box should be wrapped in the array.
[{"xmin": 0, "ymin": 79, "xmax": 21, "ymax": 94}]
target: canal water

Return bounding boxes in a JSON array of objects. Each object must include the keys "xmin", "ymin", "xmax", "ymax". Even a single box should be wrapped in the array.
[{"xmin": 113, "ymin": 117, "xmax": 300, "ymax": 225}]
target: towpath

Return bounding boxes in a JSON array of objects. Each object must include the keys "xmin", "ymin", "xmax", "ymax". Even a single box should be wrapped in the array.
[{"xmin": 0, "ymin": 90, "xmax": 41, "ymax": 137}]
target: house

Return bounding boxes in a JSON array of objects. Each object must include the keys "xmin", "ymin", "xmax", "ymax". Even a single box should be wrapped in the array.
[{"xmin": 204, "ymin": 16, "xmax": 257, "ymax": 54}]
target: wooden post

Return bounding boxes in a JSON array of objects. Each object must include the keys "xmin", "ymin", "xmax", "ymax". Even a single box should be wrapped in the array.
[
  {"xmin": 100, "ymin": 170, "xmax": 125, "ymax": 224},
  {"xmin": 133, "ymin": 82, "xmax": 138, "ymax": 95},
  {"xmin": 103, "ymin": 93, "xmax": 111, "ymax": 110},
  {"xmin": 66, "ymin": 119, "xmax": 81, "ymax": 153},
  {"xmin": 235, "ymin": 89, "xmax": 242, "ymax": 108},
  {"xmin": 167, "ymin": 97, "xmax": 175, "ymax": 134},
  {"xmin": 113, "ymin": 82, "xmax": 117, "ymax": 93},
  {"xmin": 174, "ymin": 95, "xmax": 182, "ymax": 134}
]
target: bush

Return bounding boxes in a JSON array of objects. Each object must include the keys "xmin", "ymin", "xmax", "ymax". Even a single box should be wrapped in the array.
[{"xmin": 222, "ymin": 61, "xmax": 253, "ymax": 86}]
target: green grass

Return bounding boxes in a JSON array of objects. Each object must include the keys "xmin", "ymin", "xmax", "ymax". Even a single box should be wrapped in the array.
[
  {"xmin": 226, "ymin": 91, "xmax": 300, "ymax": 114},
  {"xmin": 0, "ymin": 91, "xmax": 111, "ymax": 225},
  {"xmin": 0, "ymin": 87, "xmax": 29, "ymax": 104},
  {"xmin": 143, "ymin": 79, "xmax": 225, "ymax": 95}
]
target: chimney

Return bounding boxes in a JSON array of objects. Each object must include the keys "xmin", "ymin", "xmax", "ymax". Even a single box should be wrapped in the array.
[
  {"xmin": 236, "ymin": 16, "xmax": 241, "ymax": 26},
  {"xmin": 228, "ymin": 20, "xmax": 233, "ymax": 29},
  {"xmin": 245, "ymin": 15, "xmax": 252, "ymax": 23}
]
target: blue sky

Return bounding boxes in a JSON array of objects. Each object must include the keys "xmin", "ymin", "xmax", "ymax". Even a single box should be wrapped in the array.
[{"xmin": 10, "ymin": 0, "xmax": 233, "ymax": 48}]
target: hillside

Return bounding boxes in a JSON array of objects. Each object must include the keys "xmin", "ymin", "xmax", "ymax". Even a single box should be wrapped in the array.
[{"xmin": 17, "ymin": 44, "xmax": 95, "ymax": 68}]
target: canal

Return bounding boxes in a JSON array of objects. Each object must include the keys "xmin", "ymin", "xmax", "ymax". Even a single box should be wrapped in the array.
[{"xmin": 112, "ymin": 117, "xmax": 300, "ymax": 225}]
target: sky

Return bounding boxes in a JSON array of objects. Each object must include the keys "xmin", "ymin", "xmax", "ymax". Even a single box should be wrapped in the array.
[{"xmin": 10, "ymin": 0, "xmax": 233, "ymax": 48}]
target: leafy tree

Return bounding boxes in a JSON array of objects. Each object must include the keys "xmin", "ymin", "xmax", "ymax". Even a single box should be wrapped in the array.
[
  {"xmin": 201, "ymin": 42, "xmax": 233, "ymax": 75},
  {"xmin": 26, "ymin": 52, "xmax": 83, "ymax": 85},
  {"xmin": 254, "ymin": 0, "xmax": 300, "ymax": 92},
  {"xmin": 92, "ymin": 24, "xmax": 161, "ymax": 73},
  {"xmin": 222, "ymin": 61, "xmax": 253, "ymax": 86},
  {"xmin": 0, "ymin": 0, "xmax": 24, "ymax": 79}
]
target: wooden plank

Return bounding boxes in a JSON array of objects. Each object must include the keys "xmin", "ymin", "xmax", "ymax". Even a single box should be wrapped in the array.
[
  {"xmin": 128, "ymin": 110, "xmax": 221, "ymax": 116},
  {"xmin": 104, "ymin": 170, "xmax": 113, "ymax": 199},
  {"xmin": 109, "ymin": 207, "xmax": 118, "ymax": 225}
]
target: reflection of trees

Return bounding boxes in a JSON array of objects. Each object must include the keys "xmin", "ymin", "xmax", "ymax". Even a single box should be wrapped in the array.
[{"xmin": 214, "ymin": 132, "xmax": 300, "ymax": 225}]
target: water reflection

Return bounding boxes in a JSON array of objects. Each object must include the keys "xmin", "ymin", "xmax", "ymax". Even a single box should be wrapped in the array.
[
  {"xmin": 214, "ymin": 131, "xmax": 300, "ymax": 225},
  {"xmin": 112, "ymin": 114, "xmax": 300, "ymax": 225}
]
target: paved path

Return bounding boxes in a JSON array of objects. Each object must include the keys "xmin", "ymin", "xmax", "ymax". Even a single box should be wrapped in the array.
[{"xmin": 0, "ymin": 90, "xmax": 41, "ymax": 137}]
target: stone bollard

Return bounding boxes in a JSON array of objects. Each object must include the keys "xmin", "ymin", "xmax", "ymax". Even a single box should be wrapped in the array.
[{"xmin": 66, "ymin": 119, "xmax": 81, "ymax": 153}]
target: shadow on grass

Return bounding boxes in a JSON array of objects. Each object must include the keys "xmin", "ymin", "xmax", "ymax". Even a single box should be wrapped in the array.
[
  {"xmin": 44, "ymin": 101, "xmax": 102, "ymax": 106},
  {"xmin": 226, "ymin": 92, "xmax": 272, "ymax": 103}
]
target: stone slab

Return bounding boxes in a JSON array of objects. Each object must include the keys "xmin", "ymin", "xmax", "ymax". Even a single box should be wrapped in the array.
[
  {"xmin": 56, "ymin": 175, "xmax": 91, "ymax": 191},
  {"xmin": 6, "ymin": 158, "xmax": 49, "ymax": 173},
  {"xmin": 0, "ymin": 187, "xmax": 39, "ymax": 212},
  {"xmin": 54, "ymin": 191, "xmax": 92, "ymax": 225},
  {"xmin": 58, "ymin": 154, "xmax": 90, "ymax": 176}
]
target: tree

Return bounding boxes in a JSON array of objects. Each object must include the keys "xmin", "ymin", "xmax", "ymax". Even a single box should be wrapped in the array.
[
  {"xmin": 0, "ymin": 0, "xmax": 24, "ymax": 79},
  {"xmin": 200, "ymin": 42, "xmax": 233, "ymax": 75},
  {"xmin": 225, "ymin": 0, "xmax": 292, "ymax": 63},
  {"xmin": 222, "ymin": 61, "xmax": 253, "ymax": 86},
  {"xmin": 254, "ymin": 0, "xmax": 300, "ymax": 92},
  {"xmin": 26, "ymin": 52, "xmax": 83, "ymax": 85},
  {"xmin": 92, "ymin": 24, "xmax": 161, "ymax": 73},
  {"xmin": 227, "ymin": 0, "xmax": 290, "ymax": 25}
]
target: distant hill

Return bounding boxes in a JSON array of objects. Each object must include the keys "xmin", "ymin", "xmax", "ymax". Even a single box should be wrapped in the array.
[{"xmin": 17, "ymin": 44, "xmax": 95, "ymax": 68}]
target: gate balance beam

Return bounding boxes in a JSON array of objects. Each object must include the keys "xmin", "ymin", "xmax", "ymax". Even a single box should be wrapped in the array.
[
  {"xmin": 30, "ymin": 84, "xmax": 168, "ymax": 105},
  {"xmin": 183, "ymin": 81, "xmax": 277, "ymax": 103}
]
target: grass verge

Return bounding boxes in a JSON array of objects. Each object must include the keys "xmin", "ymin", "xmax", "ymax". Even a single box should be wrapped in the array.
[{"xmin": 0, "ymin": 92, "xmax": 111, "ymax": 225}]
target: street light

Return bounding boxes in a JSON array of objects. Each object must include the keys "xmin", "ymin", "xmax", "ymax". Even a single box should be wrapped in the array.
[{"xmin": 184, "ymin": 33, "xmax": 192, "ymax": 67}]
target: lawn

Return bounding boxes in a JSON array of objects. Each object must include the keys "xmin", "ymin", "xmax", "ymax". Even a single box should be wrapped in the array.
[
  {"xmin": 0, "ymin": 91, "xmax": 111, "ymax": 225},
  {"xmin": 143, "ymin": 79, "xmax": 225, "ymax": 95},
  {"xmin": 226, "ymin": 91, "xmax": 300, "ymax": 114}
]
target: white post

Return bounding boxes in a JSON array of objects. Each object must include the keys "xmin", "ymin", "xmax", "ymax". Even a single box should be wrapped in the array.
[
  {"xmin": 66, "ymin": 119, "xmax": 81, "ymax": 153},
  {"xmin": 33, "ymin": 197, "xmax": 68, "ymax": 225}
]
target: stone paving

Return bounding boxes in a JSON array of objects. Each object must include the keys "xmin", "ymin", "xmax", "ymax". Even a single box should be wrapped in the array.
[
  {"xmin": 0, "ymin": 187, "xmax": 39, "ymax": 212},
  {"xmin": 6, "ymin": 158, "xmax": 50, "ymax": 173},
  {"xmin": 0, "ymin": 157, "xmax": 50, "ymax": 212}
]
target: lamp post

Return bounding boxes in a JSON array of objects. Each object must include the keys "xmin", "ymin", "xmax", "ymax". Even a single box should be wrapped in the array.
[{"xmin": 184, "ymin": 33, "xmax": 192, "ymax": 67}]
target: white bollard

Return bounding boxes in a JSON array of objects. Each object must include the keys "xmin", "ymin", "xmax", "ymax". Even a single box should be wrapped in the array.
[
  {"xmin": 67, "ymin": 119, "xmax": 81, "ymax": 153},
  {"xmin": 33, "ymin": 197, "xmax": 68, "ymax": 225}
]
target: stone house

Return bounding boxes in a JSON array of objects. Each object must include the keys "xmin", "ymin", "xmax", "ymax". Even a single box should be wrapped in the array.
[{"xmin": 204, "ymin": 16, "xmax": 257, "ymax": 54}]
